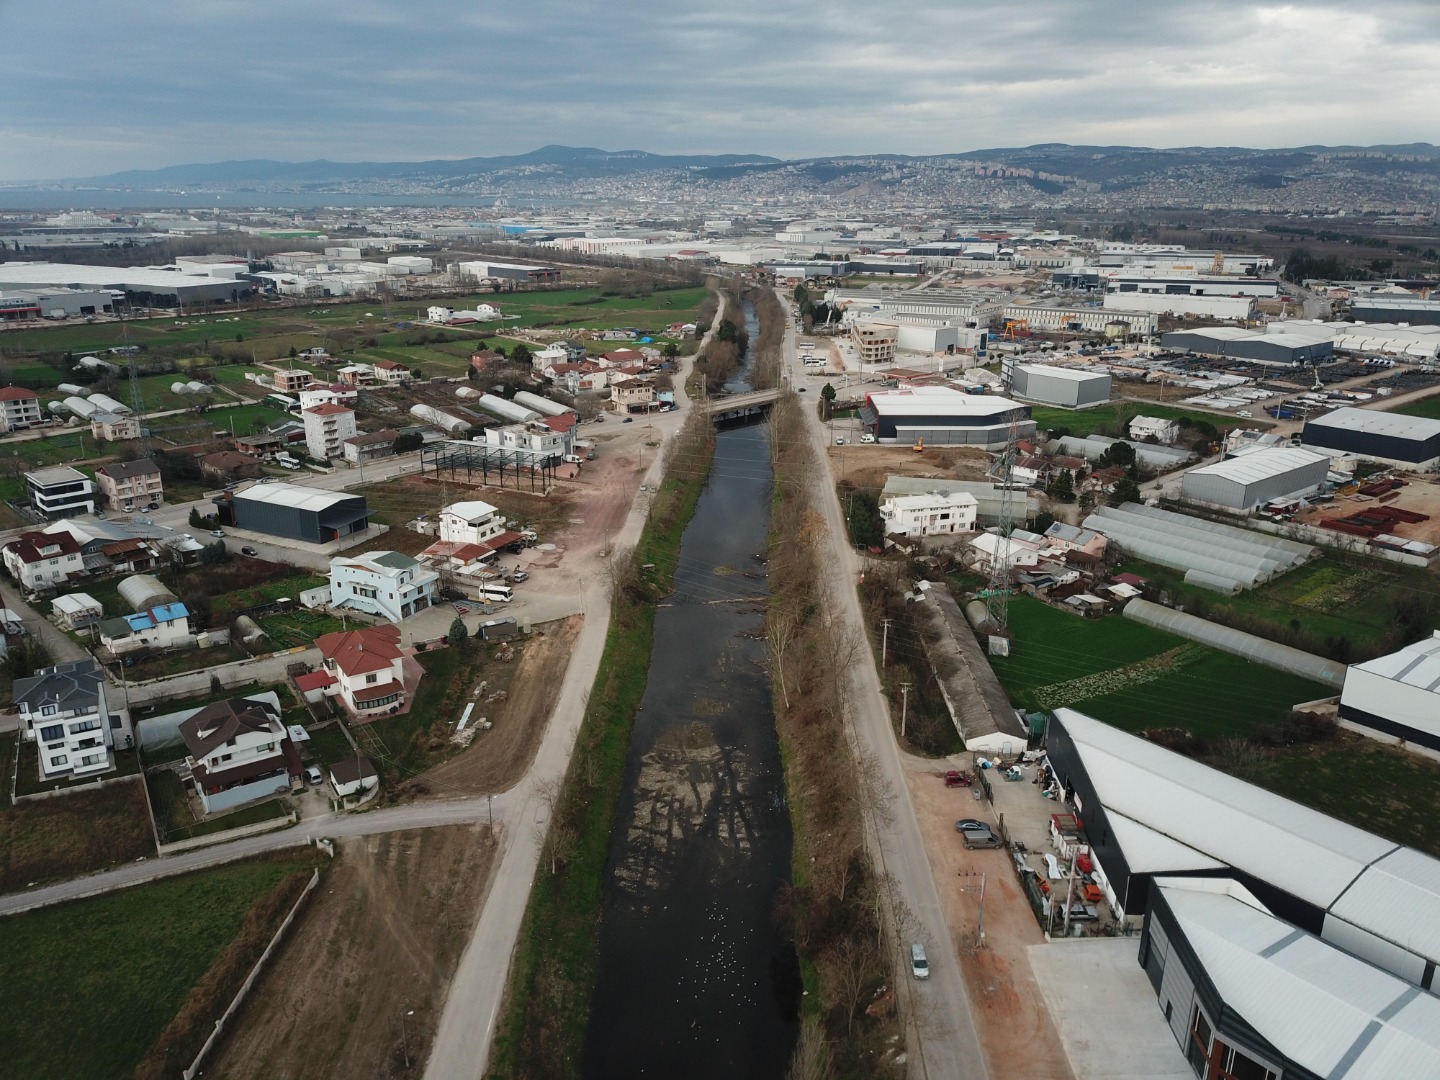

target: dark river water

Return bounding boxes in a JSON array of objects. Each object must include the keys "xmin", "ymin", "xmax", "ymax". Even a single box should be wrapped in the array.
[{"xmin": 581, "ymin": 303, "xmax": 799, "ymax": 1078}]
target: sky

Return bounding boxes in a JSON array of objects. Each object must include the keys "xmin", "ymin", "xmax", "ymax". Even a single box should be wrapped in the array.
[{"xmin": 2, "ymin": 0, "xmax": 1438, "ymax": 181}]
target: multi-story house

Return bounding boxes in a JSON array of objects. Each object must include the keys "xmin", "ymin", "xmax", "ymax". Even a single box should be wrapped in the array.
[
  {"xmin": 90, "ymin": 412, "xmax": 141, "ymax": 442},
  {"xmin": 439, "ymin": 500, "xmax": 507, "ymax": 546},
  {"xmin": 179, "ymin": 696, "xmax": 299, "ymax": 813},
  {"xmin": 25, "ymin": 465, "xmax": 96, "ymax": 518},
  {"xmin": 879, "ymin": 491, "xmax": 979, "ymax": 539},
  {"xmin": 98, "ymin": 601, "xmax": 193, "ymax": 656},
  {"xmin": 335, "ymin": 363, "xmax": 375, "ymax": 387},
  {"xmin": 342, "ymin": 428, "xmax": 398, "ymax": 465},
  {"xmin": 328, "ymin": 550, "xmax": 438, "ymax": 623},
  {"xmin": 2, "ymin": 529, "xmax": 84, "ymax": 593},
  {"xmin": 273, "ymin": 369, "xmax": 314, "ymax": 393},
  {"xmin": 15, "ymin": 659, "xmax": 132, "ymax": 781},
  {"xmin": 479, "ymin": 420, "xmax": 571, "ymax": 460},
  {"xmin": 298, "ymin": 384, "xmax": 359, "ymax": 410},
  {"xmin": 94, "ymin": 458, "xmax": 163, "ymax": 510},
  {"xmin": 613, "ymin": 381, "xmax": 656, "ymax": 412},
  {"xmin": 372, "ymin": 359, "xmax": 412, "ymax": 385},
  {"xmin": 303, "ymin": 403, "xmax": 357, "ymax": 461},
  {"xmin": 0, "ymin": 386, "xmax": 42, "ymax": 432},
  {"xmin": 314, "ymin": 624, "xmax": 420, "ymax": 720}
]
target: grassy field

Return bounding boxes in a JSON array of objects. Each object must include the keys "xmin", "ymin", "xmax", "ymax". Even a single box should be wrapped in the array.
[
  {"xmin": 1028, "ymin": 400, "xmax": 1270, "ymax": 440},
  {"xmin": 1115, "ymin": 555, "xmax": 1426, "ymax": 663},
  {"xmin": 357, "ymin": 475, "xmax": 575, "ymax": 537},
  {"xmin": 0, "ymin": 758, "xmax": 154, "ymax": 893},
  {"xmin": 148, "ymin": 770, "xmax": 290, "ymax": 843},
  {"xmin": 0, "ymin": 855, "xmax": 315, "ymax": 1080},
  {"xmin": 302, "ymin": 721, "xmax": 357, "ymax": 770},
  {"xmin": 1392, "ymin": 394, "xmax": 1440, "ymax": 420},
  {"xmin": 255, "ymin": 608, "xmax": 347, "ymax": 650},
  {"xmin": 989, "ymin": 596, "xmax": 1332, "ymax": 739}
]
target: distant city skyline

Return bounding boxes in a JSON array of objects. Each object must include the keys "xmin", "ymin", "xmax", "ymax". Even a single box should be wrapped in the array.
[{"xmin": 3, "ymin": 0, "xmax": 1437, "ymax": 182}]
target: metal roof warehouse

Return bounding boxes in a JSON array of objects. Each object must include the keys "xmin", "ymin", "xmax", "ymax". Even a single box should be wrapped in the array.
[{"xmin": 216, "ymin": 483, "xmax": 370, "ymax": 544}]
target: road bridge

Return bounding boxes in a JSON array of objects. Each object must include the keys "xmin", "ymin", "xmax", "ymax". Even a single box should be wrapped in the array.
[{"xmin": 699, "ymin": 386, "xmax": 784, "ymax": 422}]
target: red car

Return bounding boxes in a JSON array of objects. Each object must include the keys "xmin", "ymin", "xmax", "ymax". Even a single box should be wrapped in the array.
[{"xmin": 944, "ymin": 770, "xmax": 974, "ymax": 788}]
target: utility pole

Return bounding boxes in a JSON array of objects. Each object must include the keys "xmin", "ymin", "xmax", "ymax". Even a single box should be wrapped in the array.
[
  {"xmin": 881, "ymin": 617, "xmax": 892, "ymax": 666},
  {"xmin": 1061, "ymin": 852, "xmax": 1079, "ymax": 938},
  {"xmin": 899, "ymin": 681, "xmax": 911, "ymax": 740},
  {"xmin": 976, "ymin": 872, "xmax": 987, "ymax": 948}
]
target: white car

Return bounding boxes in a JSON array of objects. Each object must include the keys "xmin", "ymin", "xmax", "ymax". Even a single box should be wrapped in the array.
[
  {"xmin": 834, "ymin": 437, "xmax": 847, "ymax": 445},
  {"xmin": 859, "ymin": 434, "xmax": 875, "ymax": 444}
]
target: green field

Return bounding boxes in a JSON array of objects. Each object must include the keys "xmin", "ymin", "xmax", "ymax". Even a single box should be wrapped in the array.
[
  {"xmin": 1115, "ymin": 555, "xmax": 1430, "ymax": 663},
  {"xmin": 0, "ymin": 857, "xmax": 312, "ymax": 1080},
  {"xmin": 1028, "ymin": 400, "xmax": 1270, "ymax": 442},
  {"xmin": 1393, "ymin": 394, "xmax": 1440, "ymax": 420},
  {"xmin": 990, "ymin": 596, "xmax": 1332, "ymax": 739}
]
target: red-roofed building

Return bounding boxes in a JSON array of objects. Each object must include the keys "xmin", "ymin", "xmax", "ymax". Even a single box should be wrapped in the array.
[
  {"xmin": 599, "ymin": 348, "xmax": 644, "ymax": 367},
  {"xmin": 0, "ymin": 386, "xmax": 41, "ymax": 432},
  {"xmin": 314, "ymin": 624, "xmax": 423, "ymax": 721},
  {"xmin": 372, "ymin": 359, "xmax": 412, "ymax": 385},
  {"xmin": 2, "ymin": 529, "xmax": 84, "ymax": 593}
]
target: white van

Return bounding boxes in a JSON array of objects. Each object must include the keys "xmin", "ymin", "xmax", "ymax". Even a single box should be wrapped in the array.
[{"xmin": 478, "ymin": 583, "xmax": 513, "ymax": 603}]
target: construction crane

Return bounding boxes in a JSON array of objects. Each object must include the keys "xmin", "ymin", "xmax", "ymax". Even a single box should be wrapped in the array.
[{"xmin": 1001, "ymin": 318, "xmax": 1031, "ymax": 341}]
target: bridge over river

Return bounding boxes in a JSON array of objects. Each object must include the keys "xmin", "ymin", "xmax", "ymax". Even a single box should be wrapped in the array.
[{"xmin": 700, "ymin": 386, "xmax": 784, "ymax": 422}]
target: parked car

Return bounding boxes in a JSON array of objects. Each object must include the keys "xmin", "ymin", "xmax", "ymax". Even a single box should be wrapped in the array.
[
  {"xmin": 910, "ymin": 943, "xmax": 929, "ymax": 980},
  {"xmin": 954, "ymin": 819, "xmax": 989, "ymax": 832},
  {"xmin": 305, "ymin": 765, "xmax": 323, "ymax": 786},
  {"xmin": 859, "ymin": 433, "xmax": 875, "ymax": 443},
  {"xmin": 797, "ymin": 387, "xmax": 807, "ymax": 393},
  {"xmin": 834, "ymin": 436, "xmax": 846, "ymax": 445},
  {"xmin": 210, "ymin": 529, "xmax": 225, "ymax": 538},
  {"xmin": 512, "ymin": 570, "xmax": 529, "ymax": 583},
  {"xmin": 623, "ymin": 416, "xmax": 634, "ymax": 423},
  {"xmin": 961, "ymin": 828, "xmax": 1002, "ymax": 850},
  {"xmin": 241, "ymin": 545, "xmax": 258, "ymax": 556}
]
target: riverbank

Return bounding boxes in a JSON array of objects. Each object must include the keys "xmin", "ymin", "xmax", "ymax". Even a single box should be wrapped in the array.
[
  {"xmin": 487, "ymin": 407, "xmax": 717, "ymax": 1078},
  {"xmin": 765, "ymin": 394, "xmax": 904, "ymax": 1075}
]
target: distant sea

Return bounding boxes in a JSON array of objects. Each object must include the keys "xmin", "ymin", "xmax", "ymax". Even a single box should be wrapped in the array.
[{"xmin": 0, "ymin": 188, "xmax": 574, "ymax": 211}]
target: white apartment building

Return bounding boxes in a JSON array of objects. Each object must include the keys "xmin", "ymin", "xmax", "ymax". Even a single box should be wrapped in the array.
[
  {"xmin": 480, "ymin": 421, "xmax": 571, "ymax": 459},
  {"xmin": 302, "ymin": 403, "xmax": 357, "ymax": 461},
  {"xmin": 1129, "ymin": 416, "xmax": 1180, "ymax": 444},
  {"xmin": 880, "ymin": 492, "xmax": 979, "ymax": 539},
  {"xmin": 25, "ymin": 465, "xmax": 96, "ymax": 518},
  {"xmin": 0, "ymin": 386, "xmax": 42, "ymax": 432},
  {"xmin": 179, "ymin": 696, "xmax": 297, "ymax": 813},
  {"xmin": 15, "ymin": 659, "xmax": 130, "ymax": 781},
  {"xmin": 439, "ymin": 500, "xmax": 507, "ymax": 546},
  {"xmin": 328, "ymin": 550, "xmax": 438, "ymax": 623},
  {"xmin": 2, "ymin": 529, "xmax": 84, "ymax": 593},
  {"xmin": 298, "ymin": 385, "xmax": 358, "ymax": 410}
]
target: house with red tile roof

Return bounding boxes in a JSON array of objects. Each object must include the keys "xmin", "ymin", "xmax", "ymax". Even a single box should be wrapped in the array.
[{"xmin": 314, "ymin": 624, "xmax": 424, "ymax": 722}]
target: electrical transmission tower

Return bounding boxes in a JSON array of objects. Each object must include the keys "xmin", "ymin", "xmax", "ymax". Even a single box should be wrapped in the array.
[
  {"xmin": 984, "ymin": 361, "xmax": 1023, "ymax": 645},
  {"xmin": 128, "ymin": 357, "xmax": 153, "ymax": 460}
]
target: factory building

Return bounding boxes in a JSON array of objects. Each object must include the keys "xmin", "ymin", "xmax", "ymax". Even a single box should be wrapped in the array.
[
  {"xmin": 0, "ymin": 262, "xmax": 252, "ymax": 307},
  {"xmin": 0, "ymin": 287, "xmax": 118, "ymax": 320},
  {"xmin": 1006, "ymin": 363, "xmax": 1111, "ymax": 408},
  {"xmin": 1179, "ymin": 447, "xmax": 1330, "ymax": 512},
  {"xmin": 1350, "ymin": 295, "xmax": 1440, "ymax": 326},
  {"xmin": 1104, "ymin": 273, "xmax": 1280, "ymax": 299},
  {"xmin": 1106, "ymin": 292, "xmax": 1257, "ymax": 321},
  {"xmin": 1161, "ymin": 326, "xmax": 1333, "ymax": 366},
  {"xmin": 215, "ymin": 484, "xmax": 370, "ymax": 545},
  {"xmin": 1338, "ymin": 632, "xmax": 1440, "ymax": 755},
  {"xmin": 1301, "ymin": 407, "xmax": 1440, "ymax": 470},
  {"xmin": 859, "ymin": 386, "xmax": 1034, "ymax": 448},
  {"xmin": 998, "ymin": 304, "xmax": 1158, "ymax": 335},
  {"xmin": 452, "ymin": 260, "xmax": 559, "ymax": 284}
]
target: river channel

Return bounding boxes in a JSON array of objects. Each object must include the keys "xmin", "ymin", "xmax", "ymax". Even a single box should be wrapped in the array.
[{"xmin": 581, "ymin": 304, "xmax": 799, "ymax": 1077}]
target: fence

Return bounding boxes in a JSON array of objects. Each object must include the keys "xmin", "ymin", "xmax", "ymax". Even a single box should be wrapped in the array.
[
  {"xmin": 12, "ymin": 769, "xmax": 144, "ymax": 805},
  {"xmin": 156, "ymin": 810, "xmax": 298, "ymax": 856},
  {"xmin": 182, "ymin": 866, "xmax": 320, "ymax": 1080}
]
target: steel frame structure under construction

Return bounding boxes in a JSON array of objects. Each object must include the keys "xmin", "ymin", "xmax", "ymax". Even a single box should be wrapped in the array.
[{"xmin": 420, "ymin": 440, "xmax": 558, "ymax": 491}]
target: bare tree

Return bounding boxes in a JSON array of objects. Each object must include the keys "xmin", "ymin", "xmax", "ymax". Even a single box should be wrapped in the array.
[
  {"xmin": 767, "ymin": 607, "xmax": 800, "ymax": 710},
  {"xmin": 532, "ymin": 776, "xmax": 577, "ymax": 876},
  {"xmin": 820, "ymin": 935, "xmax": 880, "ymax": 1035},
  {"xmin": 785, "ymin": 1016, "xmax": 833, "ymax": 1080}
]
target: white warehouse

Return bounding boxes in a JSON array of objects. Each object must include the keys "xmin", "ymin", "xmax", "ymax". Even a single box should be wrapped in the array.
[
  {"xmin": 1007, "ymin": 363, "xmax": 1111, "ymax": 408},
  {"xmin": 1180, "ymin": 447, "xmax": 1330, "ymax": 512},
  {"xmin": 1338, "ymin": 632, "xmax": 1440, "ymax": 758}
]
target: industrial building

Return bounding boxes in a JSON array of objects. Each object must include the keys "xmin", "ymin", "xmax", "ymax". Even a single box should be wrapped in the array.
[
  {"xmin": 1104, "ymin": 273, "xmax": 1280, "ymax": 298},
  {"xmin": 1350, "ymin": 295, "xmax": 1440, "ymax": 326},
  {"xmin": 216, "ymin": 484, "xmax": 370, "ymax": 544},
  {"xmin": 1161, "ymin": 325, "xmax": 1333, "ymax": 366},
  {"xmin": 1047, "ymin": 709, "xmax": 1440, "ymax": 1014},
  {"xmin": 0, "ymin": 286, "xmax": 118, "ymax": 320},
  {"xmin": 1082, "ymin": 503, "xmax": 1317, "ymax": 593},
  {"xmin": 1107, "ymin": 292, "xmax": 1256, "ymax": 321},
  {"xmin": 1179, "ymin": 447, "xmax": 1330, "ymax": 512},
  {"xmin": 1301, "ymin": 407, "xmax": 1440, "ymax": 470},
  {"xmin": 0, "ymin": 262, "xmax": 253, "ymax": 307},
  {"xmin": 860, "ymin": 386, "xmax": 1034, "ymax": 448},
  {"xmin": 452, "ymin": 260, "xmax": 560, "ymax": 284},
  {"xmin": 999, "ymin": 304, "xmax": 1159, "ymax": 336},
  {"xmin": 1338, "ymin": 632, "xmax": 1440, "ymax": 755},
  {"xmin": 1007, "ymin": 363, "xmax": 1111, "ymax": 408}
]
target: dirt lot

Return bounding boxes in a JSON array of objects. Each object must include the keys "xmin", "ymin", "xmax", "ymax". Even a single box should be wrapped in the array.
[
  {"xmin": 1298, "ymin": 477, "xmax": 1440, "ymax": 547},
  {"xmin": 904, "ymin": 764, "xmax": 1074, "ymax": 1080},
  {"xmin": 420, "ymin": 614, "xmax": 581, "ymax": 794},
  {"xmin": 206, "ymin": 825, "xmax": 498, "ymax": 1080},
  {"xmin": 831, "ymin": 443, "xmax": 992, "ymax": 490}
]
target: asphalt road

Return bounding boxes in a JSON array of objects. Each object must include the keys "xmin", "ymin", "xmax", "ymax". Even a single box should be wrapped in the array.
[{"xmin": 782, "ymin": 299, "xmax": 989, "ymax": 1080}]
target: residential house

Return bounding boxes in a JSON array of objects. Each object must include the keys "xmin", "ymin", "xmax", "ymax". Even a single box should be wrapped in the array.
[
  {"xmin": 335, "ymin": 363, "xmax": 375, "ymax": 387},
  {"xmin": 343, "ymin": 428, "xmax": 399, "ymax": 464},
  {"xmin": 179, "ymin": 696, "xmax": 300, "ymax": 813},
  {"xmin": 613, "ymin": 381, "xmax": 656, "ymax": 412},
  {"xmin": 94, "ymin": 458, "xmax": 163, "ymax": 510},
  {"xmin": 25, "ymin": 465, "xmax": 96, "ymax": 518},
  {"xmin": 303, "ymin": 402, "xmax": 357, "ymax": 461},
  {"xmin": 98, "ymin": 601, "xmax": 193, "ymax": 656},
  {"xmin": 1129, "ymin": 415, "xmax": 1180, "ymax": 444},
  {"xmin": 550, "ymin": 362, "xmax": 608, "ymax": 394},
  {"xmin": 1042, "ymin": 521, "xmax": 1109, "ymax": 559},
  {"xmin": 440, "ymin": 500, "xmax": 508, "ymax": 546},
  {"xmin": 15, "ymin": 659, "xmax": 130, "ymax": 781},
  {"xmin": 199, "ymin": 450, "xmax": 262, "ymax": 484},
  {"xmin": 599, "ymin": 348, "xmax": 645, "ymax": 367},
  {"xmin": 52, "ymin": 591, "xmax": 103, "ymax": 631},
  {"xmin": 967, "ymin": 528, "xmax": 1046, "ymax": 574},
  {"xmin": 372, "ymin": 359, "xmax": 412, "ymax": 385},
  {"xmin": 470, "ymin": 349, "xmax": 505, "ymax": 374},
  {"xmin": 328, "ymin": 550, "xmax": 438, "ymax": 622},
  {"xmin": 273, "ymin": 369, "xmax": 313, "ymax": 392},
  {"xmin": 0, "ymin": 385, "xmax": 42, "ymax": 432},
  {"xmin": 479, "ymin": 419, "xmax": 571, "ymax": 460},
  {"xmin": 329, "ymin": 754, "xmax": 379, "ymax": 798},
  {"xmin": 880, "ymin": 491, "xmax": 979, "ymax": 539},
  {"xmin": 531, "ymin": 344, "xmax": 569, "ymax": 370},
  {"xmin": 314, "ymin": 623, "xmax": 421, "ymax": 721},
  {"xmin": 90, "ymin": 412, "xmax": 141, "ymax": 441},
  {"xmin": 2, "ymin": 529, "xmax": 84, "ymax": 593},
  {"xmin": 298, "ymin": 384, "xmax": 359, "ymax": 410}
]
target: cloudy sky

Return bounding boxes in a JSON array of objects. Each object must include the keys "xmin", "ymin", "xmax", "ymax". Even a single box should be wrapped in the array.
[{"xmin": 3, "ymin": 0, "xmax": 1437, "ymax": 180}]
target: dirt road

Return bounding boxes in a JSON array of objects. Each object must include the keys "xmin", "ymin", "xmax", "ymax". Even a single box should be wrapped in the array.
[{"xmin": 207, "ymin": 826, "xmax": 498, "ymax": 1080}]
